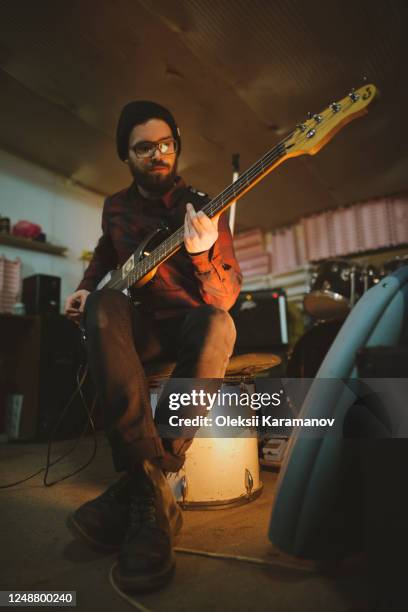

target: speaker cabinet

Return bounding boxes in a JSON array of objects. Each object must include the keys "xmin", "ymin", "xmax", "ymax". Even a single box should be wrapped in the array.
[
  {"xmin": 22, "ymin": 274, "xmax": 61, "ymax": 315},
  {"xmin": 230, "ymin": 289, "xmax": 289, "ymax": 351},
  {"xmin": 36, "ymin": 315, "xmax": 93, "ymax": 441},
  {"xmin": 0, "ymin": 313, "xmax": 95, "ymax": 440}
]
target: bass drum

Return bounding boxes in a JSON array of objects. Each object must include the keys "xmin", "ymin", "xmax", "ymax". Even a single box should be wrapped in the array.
[{"xmin": 287, "ymin": 319, "xmax": 344, "ymax": 378}]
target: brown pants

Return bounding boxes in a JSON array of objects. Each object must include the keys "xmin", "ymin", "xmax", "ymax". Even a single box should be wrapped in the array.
[{"xmin": 83, "ymin": 289, "xmax": 236, "ymax": 472}]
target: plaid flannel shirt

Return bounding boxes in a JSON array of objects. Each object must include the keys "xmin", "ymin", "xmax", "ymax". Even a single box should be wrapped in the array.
[{"xmin": 77, "ymin": 177, "xmax": 242, "ymax": 318}]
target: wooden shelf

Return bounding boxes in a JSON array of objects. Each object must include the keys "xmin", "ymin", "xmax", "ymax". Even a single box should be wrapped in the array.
[{"xmin": 0, "ymin": 233, "xmax": 67, "ymax": 256}]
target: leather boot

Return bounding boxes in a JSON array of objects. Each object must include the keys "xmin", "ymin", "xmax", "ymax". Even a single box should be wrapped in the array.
[
  {"xmin": 112, "ymin": 459, "xmax": 183, "ymax": 593},
  {"xmin": 67, "ymin": 474, "xmax": 132, "ymax": 551}
]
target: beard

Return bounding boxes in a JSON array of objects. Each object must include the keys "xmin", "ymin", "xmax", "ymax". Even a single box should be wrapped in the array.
[{"xmin": 128, "ymin": 158, "xmax": 178, "ymax": 197}]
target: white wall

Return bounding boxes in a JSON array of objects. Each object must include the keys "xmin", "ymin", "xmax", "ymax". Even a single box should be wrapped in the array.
[
  {"xmin": 0, "ymin": 149, "xmax": 107, "ymax": 308},
  {"xmin": 0, "ymin": 149, "xmax": 104, "ymax": 310}
]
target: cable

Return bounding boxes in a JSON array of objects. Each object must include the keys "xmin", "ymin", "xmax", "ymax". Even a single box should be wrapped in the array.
[
  {"xmin": 174, "ymin": 547, "xmax": 316, "ymax": 572},
  {"xmin": 108, "ymin": 547, "xmax": 315, "ymax": 610},
  {"xmin": 0, "ymin": 363, "xmax": 97, "ymax": 489},
  {"xmin": 108, "ymin": 564, "xmax": 153, "ymax": 612},
  {"xmin": 0, "ymin": 364, "xmax": 88, "ymax": 488},
  {"xmin": 43, "ymin": 381, "xmax": 98, "ymax": 487},
  {"xmin": 43, "ymin": 361, "xmax": 98, "ymax": 486},
  {"xmin": 44, "ymin": 364, "xmax": 91, "ymax": 473}
]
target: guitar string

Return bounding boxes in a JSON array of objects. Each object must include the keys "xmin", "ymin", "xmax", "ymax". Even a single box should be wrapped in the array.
[
  {"xmin": 130, "ymin": 102, "xmax": 348, "ymax": 281},
  {"xmin": 109, "ymin": 104, "xmax": 339, "ymax": 291},
  {"xmin": 126, "ymin": 137, "xmax": 290, "ymax": 286},
  {"xmin": 108, "ymin": 140, "xmax": 287, "ymax": 291},
  {"xmin": 126, "ymin": 120, "xmax": 322, "ymax": 284},
  {"xmin": 111, "ymin": 105, "xmax": 339, "ymax": 290},
  {"xmin": 107, "ymin": 95, "xmax": 365, "ymax": 290}
]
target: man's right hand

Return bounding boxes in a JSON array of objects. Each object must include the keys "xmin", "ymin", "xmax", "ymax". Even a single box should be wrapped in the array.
[{"xmin": 64, "ymin": 289, "xmax": 90, "ymax": 324}]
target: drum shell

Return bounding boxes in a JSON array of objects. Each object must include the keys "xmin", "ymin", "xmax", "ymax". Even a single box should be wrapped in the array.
[
  {"xmin": 168, "ymin": 435, "xmax": 262, "ymax": 508},
  {"xmin": 151, "ymin": 382, "xmax": 262, "ymax": 508},
  {"xmin": 287, "ymin": 319, "xmax": 344, "ymax": 378}
]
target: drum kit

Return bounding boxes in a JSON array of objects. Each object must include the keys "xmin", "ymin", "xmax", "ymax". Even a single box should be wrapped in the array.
[
  {"xmin": 304, "ymin": 254, "xmax": 408, "ymax": 321},
  {"xmin": 288, "ymin": 255, "xmax": 408, "ymax": 378}
]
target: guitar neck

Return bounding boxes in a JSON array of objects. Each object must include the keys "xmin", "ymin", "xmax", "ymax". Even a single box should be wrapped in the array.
[{"xmin": 103, "ymin": 82, "xmax": 377, "ymax": 292}]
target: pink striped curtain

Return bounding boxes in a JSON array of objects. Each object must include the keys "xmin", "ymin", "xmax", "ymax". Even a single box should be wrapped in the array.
[{"xmin": 0, "ymin": 257, "xmax": 22, "ymax": 313}]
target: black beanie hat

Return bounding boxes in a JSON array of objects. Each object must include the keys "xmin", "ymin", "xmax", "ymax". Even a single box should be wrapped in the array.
[{"xmin": 116, "ymin": 100, "xmax": 181, "ymax": 161}]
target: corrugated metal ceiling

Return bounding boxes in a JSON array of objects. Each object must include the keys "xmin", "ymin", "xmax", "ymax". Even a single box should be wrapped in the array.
[{"xmin": 0, "ymin": 0, "xmax": 407, "ymax": 230}]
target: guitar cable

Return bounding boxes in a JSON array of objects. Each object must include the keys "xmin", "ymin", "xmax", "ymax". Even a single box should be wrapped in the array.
[
  {"xmin": 43, "ymin": 363, "xmax": 98, "ymax": 487},
  {"xmin": 0, "ymin": 362, "xmax": 98, "ymax": 489}
]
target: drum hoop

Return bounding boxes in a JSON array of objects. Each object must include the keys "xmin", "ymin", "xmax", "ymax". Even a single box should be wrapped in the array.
[
  {"xmin": 178, "ymin": 481, "xmax": 263, "ymax": 510},
  {"xmin": 306, "ymin": 289, "xmax": 350, "ymax": 305}
]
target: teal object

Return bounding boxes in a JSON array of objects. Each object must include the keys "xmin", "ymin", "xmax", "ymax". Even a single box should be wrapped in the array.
[{"xmin": 269, "ymin": 267, "xmax": 408, "ymax": 558}]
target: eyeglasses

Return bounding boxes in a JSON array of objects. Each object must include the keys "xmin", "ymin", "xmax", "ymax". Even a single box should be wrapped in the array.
[{"xmin": 130, "ymin": 138, "xmax": 178, "ymax": 159}]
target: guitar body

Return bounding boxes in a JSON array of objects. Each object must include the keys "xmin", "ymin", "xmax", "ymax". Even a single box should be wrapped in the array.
[{"xmin": 97, "ymin": 224, "xmax": 171, "ymax": 292}]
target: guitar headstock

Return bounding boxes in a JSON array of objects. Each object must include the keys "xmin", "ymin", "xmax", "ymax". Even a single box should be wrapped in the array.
[{"xmin": 284, "ymin": 84, "xmax": 378, "ymax": 156}]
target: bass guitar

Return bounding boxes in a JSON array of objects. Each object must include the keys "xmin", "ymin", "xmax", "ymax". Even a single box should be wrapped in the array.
[{"xmin": 97, "ymin": 83, "xmax": 377, "ymax": 294}]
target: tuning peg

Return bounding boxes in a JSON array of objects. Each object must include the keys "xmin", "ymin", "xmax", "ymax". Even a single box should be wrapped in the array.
[
  {"xmin": 296, "ymin": 123, "xmax": 306, "ymax": 132},
  {"xmin": 348, "ymin": 88, "xmax": 360, "ymax": 102},
  {"xmin": 306, "ymin": 112, "xmax": 322, "ymax": 123},
  {"xmin": 330, "ymin": 102, "xmax": 341, "ymax": 113}
]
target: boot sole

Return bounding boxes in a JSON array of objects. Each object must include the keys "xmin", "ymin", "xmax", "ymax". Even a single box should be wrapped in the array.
[
  {"xmin": 66, "ymin": 513, "xmax": 121, "ymax": 553},
  {"xmin": 111, "ymin": 555, "xmax": 176, "ymax": 594}
]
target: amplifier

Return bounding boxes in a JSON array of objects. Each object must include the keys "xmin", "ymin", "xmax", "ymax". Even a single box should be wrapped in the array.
[
  {"xmin": 230, "ymin": 289, "xmax": 288, "ymax": 351},
  {"xmin": 36, "ymin": 315, "xmax": 93, "ymax": 440},
  {"xmin": 22, "ymin": 274, "xmax": 61, "ymax": 315},
  {"xmin": 0, "ymin": 313, "xmax": 94, "ymax": 441}
]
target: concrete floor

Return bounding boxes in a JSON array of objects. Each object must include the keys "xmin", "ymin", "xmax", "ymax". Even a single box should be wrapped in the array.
[{"xmin": 0, "ymin": 433, "xmax": 368, "ymax": 612}]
